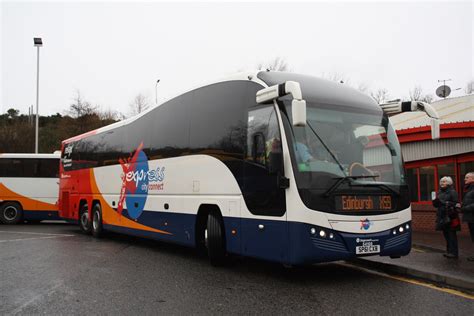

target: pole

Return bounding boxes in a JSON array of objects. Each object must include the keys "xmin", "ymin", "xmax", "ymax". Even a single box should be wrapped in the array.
[{"xmin": 35, "ymin": 46, "xmax": 40, "ymax": 153}]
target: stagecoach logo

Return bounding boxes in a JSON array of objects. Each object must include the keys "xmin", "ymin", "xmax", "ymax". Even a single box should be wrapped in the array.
[
  {"xmin": 117, "ymin": 142, "xmax": 165, "ymax": 220},
  {"xmin": 62, "ymin": 144, "xmax": 74, "ymax": 168},
  {"xmin": 360, "ymin": 218, "xmax": 373, "ymax": 230}
]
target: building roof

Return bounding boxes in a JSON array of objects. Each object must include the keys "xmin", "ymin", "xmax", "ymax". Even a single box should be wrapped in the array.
[{"xmin": 390, "ymin": 94, "xmax": 474, "ymax": 131}]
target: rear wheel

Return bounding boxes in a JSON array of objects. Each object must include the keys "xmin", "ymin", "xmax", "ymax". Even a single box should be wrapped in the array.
[
  {"xmin": 79, "ymin": 203, "xmax": 91, "ymax": 234},
  {"xmin": 0, "ymin": 202, "xmax": 23, "ymax": 225},
  {"xmin": 91, "ymin": 203, "xmax": 103, "ymax": 238},
  {"xmin": 206, "ymin": 212, "xmax": 226, "ymax": 266}
]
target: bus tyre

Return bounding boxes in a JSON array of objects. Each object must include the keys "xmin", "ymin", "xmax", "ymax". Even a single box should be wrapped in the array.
[
  {"xmin": 79, "ymin": 204, "xmax": 92, "ymax": 234},
  {"xmin": 206, "ymin": 212, "xmax": 226, "ymax": 266},
  {"xmin": 0, "ymin": 202, "xmax": 23, "ymax": 225},
  {"xmin": 91, "ymin": 203, "xmax": 103, "ymax": 238}
]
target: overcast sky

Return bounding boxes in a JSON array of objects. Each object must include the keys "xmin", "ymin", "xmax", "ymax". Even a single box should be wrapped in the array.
[{"xmin": 1, "ymin": 1, "xmax": 472, "ymax": 116}]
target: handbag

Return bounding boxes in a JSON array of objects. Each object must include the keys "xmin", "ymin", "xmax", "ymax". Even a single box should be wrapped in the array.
[{"xmin": 441, "ymin": 214, "xmax": 451, "ymax": 227}]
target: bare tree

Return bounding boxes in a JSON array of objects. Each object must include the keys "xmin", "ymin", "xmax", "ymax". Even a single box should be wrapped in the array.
[
  {"xmin": 257, "ymin": 57, "xmax": 290, "ymax": 72},
  {"xmin": 100, "ymin": 108, "xmax": 122, "ymax": 121},
  {"xmin": 409, "ymin": 85, "xmax": 434, "ymax": 103},
  {"xmin": 371, "ymin": 88, "xmax": 389, "ymax": 104},
  {"xmin": 409, "ymin": 85, "xmax": 423, "ymax": 101},
  {"xmin": 322, "ymin": 72, "xmax": 350, "ymax": 84},
  {"xmin": 466, "ymin": 80, "xmax": 474, "ymax": 94},
  {"xmin": 422, "ymin": 94, "xmax": 434, "ymax": 103},
  {"xmin": 66, "ymin": 90, "xmax": 97, "ymax": 118},
  {"xmin": 129, "ymin": 93, "xmax": 150, "ymax": 116}
]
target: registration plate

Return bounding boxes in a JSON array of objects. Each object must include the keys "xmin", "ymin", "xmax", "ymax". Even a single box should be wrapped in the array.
[{"xmin": 356, "ymin": 244, "xmax": 380, "ymax": 254}]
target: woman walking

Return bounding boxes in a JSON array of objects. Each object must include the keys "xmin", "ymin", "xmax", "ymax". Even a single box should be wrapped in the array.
[{"xmin": 434, "ymin": 176, "xmax": 460, "ymax": 259}]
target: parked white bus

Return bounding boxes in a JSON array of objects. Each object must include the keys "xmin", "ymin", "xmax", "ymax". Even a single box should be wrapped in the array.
[
  {"xmin": 0, "ymin": 153, "xmax": 60, "ymax": 224},
  {"xmin": 58, "ymin": 71, "xmax": 438, "ymax": 265}
]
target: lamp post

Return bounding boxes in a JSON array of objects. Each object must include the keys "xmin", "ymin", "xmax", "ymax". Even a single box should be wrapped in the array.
[
  {"xmin": 155, "ymin": 79, "xmax": 160, "ymax": 105},
  {"xmin": 33, "ymin": 37, "xmax": 43, "ymax": 153}
]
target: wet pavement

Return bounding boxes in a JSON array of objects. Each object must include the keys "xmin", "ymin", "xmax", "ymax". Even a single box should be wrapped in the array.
[
  {"xmin": 1, "ymin": 222, "xmax": 473, "ymax": 315},
  {"xmin": 356, "ymin": 231, "xmax": 474, "ymax": 291}
]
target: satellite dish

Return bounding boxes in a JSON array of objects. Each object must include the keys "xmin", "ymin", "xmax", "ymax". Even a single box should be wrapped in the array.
[{"xmin": 436, "ymin": 85, "xmax": 451, "ymax": 98}]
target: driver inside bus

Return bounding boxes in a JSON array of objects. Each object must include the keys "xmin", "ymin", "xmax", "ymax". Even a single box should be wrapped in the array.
[{"xmin": 295, "ymin": 141, "xmax": 314, "ymax": 163}]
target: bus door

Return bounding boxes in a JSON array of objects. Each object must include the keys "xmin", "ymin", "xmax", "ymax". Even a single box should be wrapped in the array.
[{"xmin": 242, "ymin": 105, "xmax": 289, "ymax": 262}]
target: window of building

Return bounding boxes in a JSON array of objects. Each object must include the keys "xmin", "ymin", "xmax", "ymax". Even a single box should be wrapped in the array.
[
  {"xmin": 419, "ymin": 166, "xmax": 435, "ymax": 201},
  {"xmin": 406, "ymin": 168, "xmax": 419, "ymax": 202},
  {"xmin": 406, "ymin": 157, "xmax": 474, "ymax": 204}
]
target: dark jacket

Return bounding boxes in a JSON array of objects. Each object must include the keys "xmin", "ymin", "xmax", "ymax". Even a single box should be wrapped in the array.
[
  {"xmin": 435, "ymin": 186, "xmax": 459, "ymax": 231},
  {"xmin": 462, "ymin": 183, "xmax": 474, "ymax": 223}
]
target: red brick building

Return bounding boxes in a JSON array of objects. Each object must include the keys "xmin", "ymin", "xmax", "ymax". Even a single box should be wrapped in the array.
[{"xmin": 391, "ymin": 94, "xmax": 474, "ymax": 235}]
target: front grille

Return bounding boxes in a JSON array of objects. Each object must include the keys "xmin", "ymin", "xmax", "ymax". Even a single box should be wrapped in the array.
[
  {"xmin": 384, "ymin": 233, "xmax": 409, "ymax": 250},
  {"xmin": 311, "ymin": 237, "xmax": 349, "ymax": 253}
]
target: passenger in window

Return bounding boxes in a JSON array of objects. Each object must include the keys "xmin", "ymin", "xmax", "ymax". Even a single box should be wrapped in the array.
[
  {"xmin": 433, "ymin": 176, "xmax": 460, "ymax": 259},
  {"xmin": 295, "ymin": 140, "xmax": 314, "ymax": 164},
  {"xmin": 461, "ymin": 172, "xmax": 474, "ymax": 261}
]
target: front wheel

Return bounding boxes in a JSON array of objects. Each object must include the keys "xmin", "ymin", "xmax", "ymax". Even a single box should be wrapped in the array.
[
  {"xmin": 91, "ymin": 203, "xmax": 104, "ymax": 238},
  {"xmin": 79, "ymin": 203, "xmax": 92, "ymax": 234},
  {"xmin": 0, "ymin": 202, "xmax": 23, "ymax": 225},
  {"xmin": 206, "ymin": 212, "xmax": 226, "ymax": 266}
]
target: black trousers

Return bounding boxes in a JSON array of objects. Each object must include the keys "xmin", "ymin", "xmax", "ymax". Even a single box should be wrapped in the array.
[
  {"xmin": 469, "ymin": 223, "xmax": 474, "ymax": 242},
  {"xmin": 442, "ymin": 229, "xmax": 458, "ymax": 257}
]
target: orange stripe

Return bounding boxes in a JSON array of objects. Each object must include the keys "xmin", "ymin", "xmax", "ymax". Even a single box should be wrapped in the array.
[{"xmin": 0, "ymin": 183, "xmax": 58, "ymax": 211}]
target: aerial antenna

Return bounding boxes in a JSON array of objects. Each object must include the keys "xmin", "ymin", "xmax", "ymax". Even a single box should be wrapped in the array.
[{"xmin": 436, "ymin": 79, "xmax": 452, "ymax": 98}]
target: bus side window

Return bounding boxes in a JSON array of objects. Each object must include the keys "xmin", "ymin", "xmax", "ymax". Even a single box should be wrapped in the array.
[
  {"xmin": 22, "ymin": 159, "xmax": 36, "ymax": 177},
  {"xmin": 39, "ymin": 159, "xmax": 59, "ymax": 178}
]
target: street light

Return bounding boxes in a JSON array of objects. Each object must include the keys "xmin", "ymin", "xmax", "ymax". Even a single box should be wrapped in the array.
[
  {"xmin": 155, "ymin": 79, "xmax": 160, "ymax": 105},
  {"xmin": 33, "ymin": 37, "xmax": 43, "ymax": 153}
]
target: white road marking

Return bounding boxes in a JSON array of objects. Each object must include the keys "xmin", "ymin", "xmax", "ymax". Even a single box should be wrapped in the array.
[
  {"xmin": 9, "ymin": 282, "xmax": 64, "ymax": 315},
  {"xmin": 0, "ymin": 235, "xmax": 75, "ymax": 243},
  {"xmin": 0, "ymin": 230, "xmax": 73, "ymax": 236}
]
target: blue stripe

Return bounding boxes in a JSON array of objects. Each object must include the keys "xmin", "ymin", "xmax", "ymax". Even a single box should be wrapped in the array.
[
  {"xmin": 23, "ymin": 210, "xmax": 61, "ymax": 221},
  {"xmin": 98, "ymin": 209, "xmax": 411, "ymax": 265}
]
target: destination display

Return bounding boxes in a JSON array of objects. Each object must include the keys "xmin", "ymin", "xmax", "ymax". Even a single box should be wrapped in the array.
[{"xmin": 335, "ymin": 195, "xmax": 392, "ymax": 211}]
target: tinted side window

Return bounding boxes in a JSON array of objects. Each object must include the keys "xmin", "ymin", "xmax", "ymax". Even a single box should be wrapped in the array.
[
  {"xmin": 148, "ymin": 93, "xmax": 190, "ymax": 159},
  {"xmin": 0, "ymin": 159, "xmax": 22, "ymax": 177},
  {"xmin": 22, "ymin": 159, "xmax": 37, "ymax": 177},
  {"xmin": 0, "ymin": 158, "xmax": 57, "ymax": 178},
  {"xmin": 189, "ymin": 81, "xmax": 247, "ymax": 156},
  {"xmin": 188, "ymin": 81, "xmax": 253, "ymax": 189},
  {"xmin": 38, "ymin": 159, "xmax": 59, "ymax": 178}
]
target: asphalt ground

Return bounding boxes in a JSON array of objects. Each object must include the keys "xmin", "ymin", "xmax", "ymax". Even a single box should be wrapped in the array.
[{"xmin": 1, "ymin": 223, "xmax": 473, "ymax": 315}]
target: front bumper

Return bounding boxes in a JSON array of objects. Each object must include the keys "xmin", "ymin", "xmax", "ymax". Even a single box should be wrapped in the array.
[{"xmin": 289, "ymin": 221, "xmax": 412, "ymax": 265}]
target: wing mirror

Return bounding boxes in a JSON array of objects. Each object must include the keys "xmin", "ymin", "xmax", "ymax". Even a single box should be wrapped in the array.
[
  {"xmin": 380, "ymin": 100, "xmax": 441, "ymax": 140},
  {"xmin": 256, "ymin": 81, "xmax": 306, "ymax": 127}
]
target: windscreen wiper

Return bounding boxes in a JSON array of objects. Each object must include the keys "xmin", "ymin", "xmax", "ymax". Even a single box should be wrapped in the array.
[
  {"xmin": 324, "ymin": 175, "xmax": 378, "ymax": 197},
  {"xmin": 306, "ymin": 121, "xmax": 346, "ymax": 175},
  {"xmin": 351, "ymin": 182, "xmax": 400, "ymax": 196}
]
